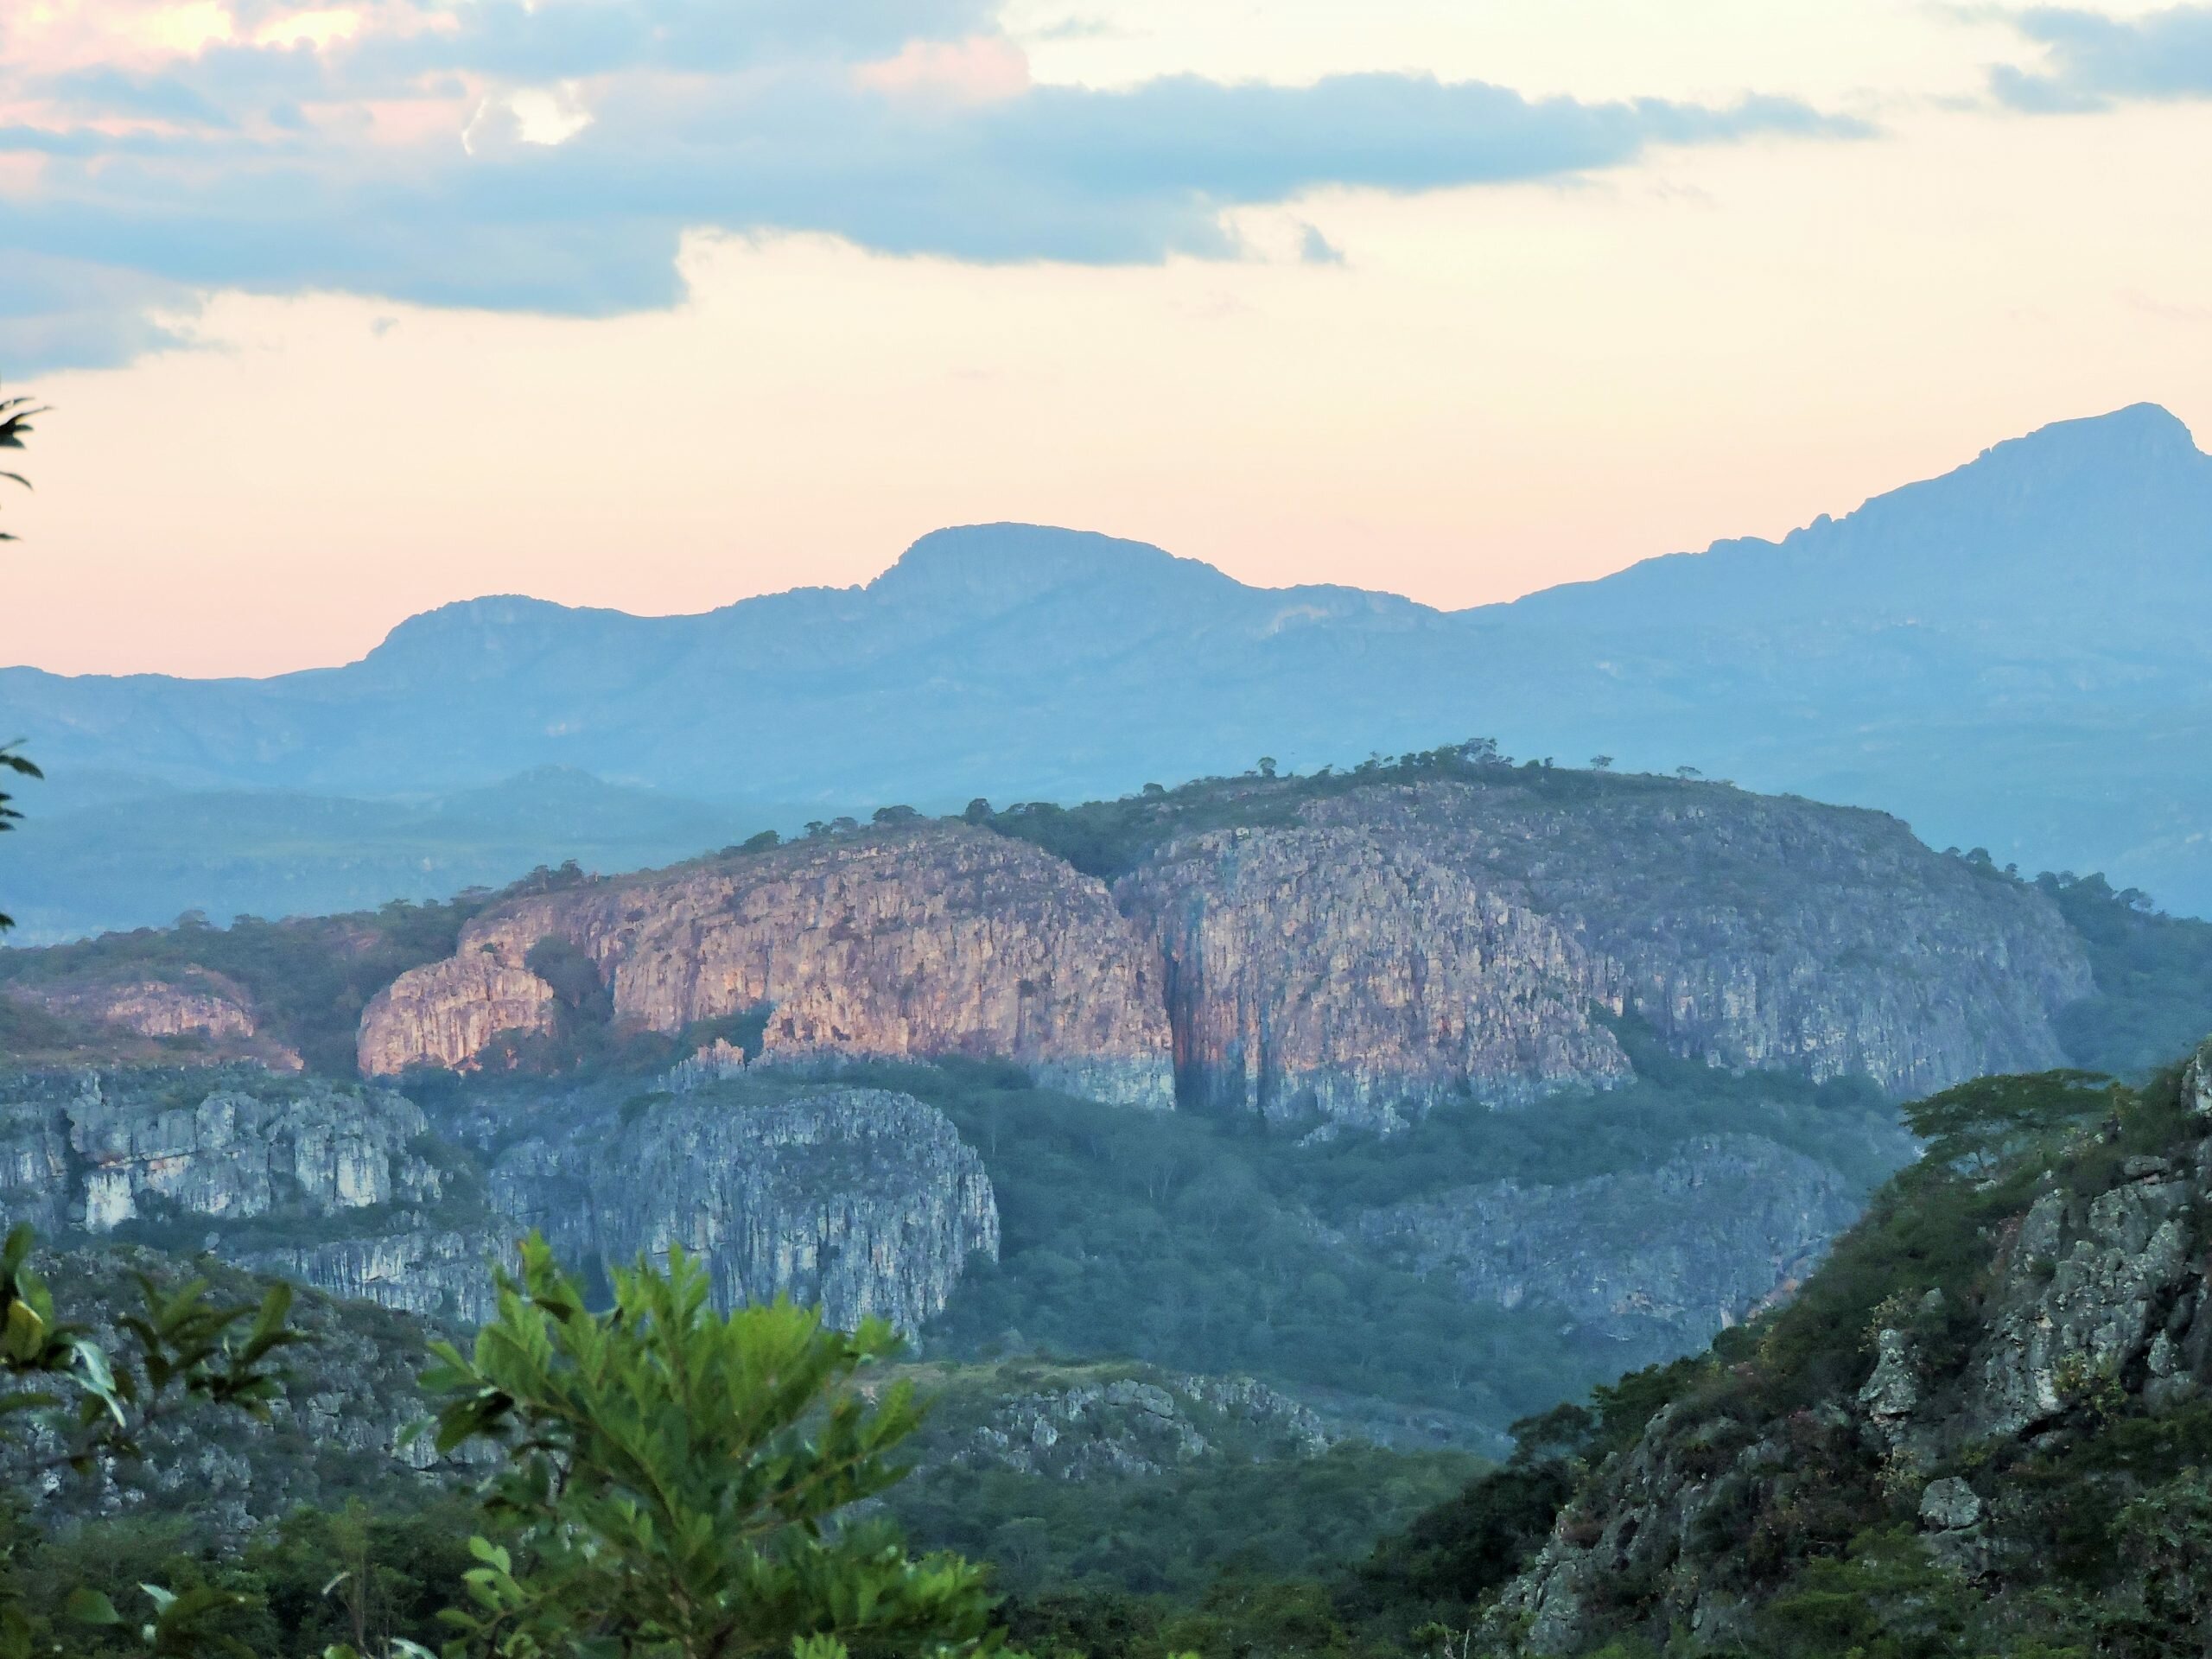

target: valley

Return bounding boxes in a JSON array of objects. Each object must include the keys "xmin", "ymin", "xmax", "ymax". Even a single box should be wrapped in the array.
[{"xmin": 5, "ymin": 751, "xmax": 2212, "ymax": 1654}]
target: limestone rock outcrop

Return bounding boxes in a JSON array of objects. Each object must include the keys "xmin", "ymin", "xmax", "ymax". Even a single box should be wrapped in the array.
[
  {"xmin": 1119, "ymin": 823, "xmax": 1628, "ymax": 1125},
  {"xmin": 239, "ymin": 1226, "xmax": 512, "ymax": 1326},
  {"xmin": 361, "ymin": 826, "xmax": 1175, "ymax": 1107},
  {"xmin": 488, "ymin": 1083, "xmax": 999, "ymax": 1336},
  {"xmin": 1487, "ymin": 1056, "xmax": 2212, "ymax": 1654},
  {"xmin": 2185, "ymin": 1036, "xmax": 2212, "ymax": 1114},
  {"xmin": 351, "ymin": 780, "xmax": 2094, "ymax": 1130},
  {"xmin": 1287, "ymin": 783, "xmax": 2091, "ymax": 1099},
  {"xmin": 358, "ymin": 950, "xmax": 559, "ymax": 1075},
  {"xmin": 9, "ymin": 967, "xmax": 258, "ymax": 1042},
  {"xmin": 1967, "ymin": 1158, "xmax": 2200, "ymax": 1436},
  {"xmin": 0, "ymin": 1068, "xmax": 1000, "ymax": 1340},
  {"xmin": 0, "ymin": 1071, "xmax": 447, "ymax": 1236},
  {"xmin": 1357, "ymin": 1135, "xmax": 1862, "ymax": 1360},
  {"xmin": 5, "ymin": 968, "xmax": 303, "ymax": 1068}
]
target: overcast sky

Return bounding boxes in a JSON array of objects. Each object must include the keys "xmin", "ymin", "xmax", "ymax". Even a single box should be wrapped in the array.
[{"xmin": 8, "ymin": 0, "xmax": 2212, "ymax": 676}]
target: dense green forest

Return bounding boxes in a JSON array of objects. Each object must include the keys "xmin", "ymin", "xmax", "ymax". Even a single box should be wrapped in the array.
[{"xmin": 849, "ymin": 1052, "xmax": 1905, "ymax": 1433}]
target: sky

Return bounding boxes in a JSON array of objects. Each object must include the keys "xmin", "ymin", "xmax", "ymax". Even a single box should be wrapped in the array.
[{"xmin": 8, "ymin": 0, "xmax": 2212, "ymax": 677}]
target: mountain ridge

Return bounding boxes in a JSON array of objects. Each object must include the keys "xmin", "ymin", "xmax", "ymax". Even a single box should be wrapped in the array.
[{"xmin": 8, "ymin": 402, "xmax": 2212, "ymax": 935}]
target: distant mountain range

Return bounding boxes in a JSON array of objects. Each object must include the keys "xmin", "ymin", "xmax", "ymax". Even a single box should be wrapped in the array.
[{"xmin": 6, "ymin": 401, "xmax": 2211, "ymax": 938}]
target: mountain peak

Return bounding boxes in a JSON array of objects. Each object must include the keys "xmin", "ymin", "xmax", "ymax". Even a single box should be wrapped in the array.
[
  {"xmin": 1961, "ymin": 401, "xmax": 2199, "ymax": 486},
  {"xmin": 867, "ymin": 523, "xmax": 1218, "ymax": 614}
]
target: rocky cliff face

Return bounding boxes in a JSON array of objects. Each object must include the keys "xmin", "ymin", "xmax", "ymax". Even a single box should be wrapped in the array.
[
  {"xmin": 8, "ymin": 966, "xmax": 255, "ymax": 1039},
  {"xmin": 353, "ymin": 779, "xmax": 2093, "ymax": 1134},
  {"xmin": 0, "ymin": 1066, "xmax": 999, "ymax": 1340},
  {"xmin": 486, "ymin": 1081, "xmax": 999, "ymax": 1335},
  {"xmin": 1286, "ymin": 782, "xmax": 2090, "ymax": 1099},
  {"xmin": 1357, "ymin": 1135, "xmax": 1862, "ymax": 1361},
  {"xmin": 0, "ymin": 1071, "xmax": 444, "ymax": 1236},
  {"xmin": 1484, "ymin": 1057, "xmax": 2212, "ymax": 1655},
  {"xmin": 358, "ymin": 950, "xmax": 559, "ymax": 1074},
  {"xmin": 1119, "ymin": 823, "xmax": 1627, "ymax": 1127},
  {"xmin": 66, "ymin": 1073, "xmax": 447, "ymax": 1231},
  {"xmin": 5, "ymin": 967, "xmax": 302, "ymax": 1069},
  {"xmin": 361, "ymin": 827, "xmax": 1174, "ymax": 1107}
]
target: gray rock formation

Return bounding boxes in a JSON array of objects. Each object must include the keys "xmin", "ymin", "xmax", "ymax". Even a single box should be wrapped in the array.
[
  {"xmin": 65, "ymin": 1073, "xmax": 445, "ymax": 1231},
  {"xmin": 2186, "ymin": 1037, "xmax": 2212, "ymax": 1114},
  {"xmin": 489, "ymin": 1083, "xmax": 999, "ymax": 1336},
  {"xmin": 1357, "ymin": 1135, "xmax": 1862, "ymax": 1359},
  {"xmin": 238, "ymin": 1225, "xmax": 513, "ymax": 1326},
  {"xmin": 1967, "ymin": 1161, "xmax": 2199, "ymax": 1437},
  {"xmin": 0, "ymin": 1068, "xmax": 999, "ymax": 1340},
  {"xmin": 947, "ymin": 1369, "xmax": 1333, "ymax": 1479},
  {"xmin": 1491, "ymin": 1056, "xmax": 2212, "ymax": 1653},
  {"xmin": 0, "ymin": 1071, "xmax": 443, "ymax": 1237}
]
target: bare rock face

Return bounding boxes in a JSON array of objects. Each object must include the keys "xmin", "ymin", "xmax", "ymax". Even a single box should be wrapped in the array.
[
  {"xmin": 0, "ymin": 1068, "xmax": 998, "ymax": 1343},
  {"xmin": 1119, "ymin": 822, "xmax": 1628, "ymax": 1125},
  {"xmin": 10, "ymin": 967, "xmax": 258, "ymax": 1042},
  {"xmin": 363, "ymin": 826, "xmax": 1175, "ymax": 1106},
  {"xmin": 2185, "ymin": 1037, "xmax": 2212, "ymax": 1115},
  {"xmin": 487, "ymin": 1083, "xmax": 1000, "ymax": 1335},
  {"xmin": 1356, "ymin": 1135, "xmax": 1861, "ymax": 1358},
  {"xmin": 60, "ymin": 1072, "xmax": 446, "ymax": 1232},
  {"xmin": 357, "ymin": 951, "xmax": 558, "ymax": 1075},
  {"xmin": 5, "ymin": 968, "xmax": 304, "ymax": 1069},
  {"xmin": 1967, "ymin": 1165, "xmax": 2197, "ymax": 1437},
  {"xmin": 1287, "ymin": 783, "xmax": 2092, "ymax": 1099},
  {"xmin": 0, "ymin": 1069, "xmax": 493, "ymax": 1325},
  {"xmin": 238, "ymin": 1227, "xmax": 512, "ymax": 1327},
  {"xmin": 352, "ymin": 781, "xmax": 2092, "ymax": 1128}
]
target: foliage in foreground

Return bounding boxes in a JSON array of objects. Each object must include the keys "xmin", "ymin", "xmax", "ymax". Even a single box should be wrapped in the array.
[
  {"xmin": 407, "ymin": 1234, "xmax": 1004, "ymax": 1659},
  {"xmin": 0, "ymin": 1223, "xmax": 304, "ymax": 1656}
]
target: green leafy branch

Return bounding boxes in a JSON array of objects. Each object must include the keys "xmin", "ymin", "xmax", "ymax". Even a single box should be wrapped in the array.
[
  {"xmin": 410, "ymin": 1233, "xmax": 1008, "ymax": 1659},
  {"xmin": 1, "ymin": 1224, "xmax": 308, "ymax": 1659}
]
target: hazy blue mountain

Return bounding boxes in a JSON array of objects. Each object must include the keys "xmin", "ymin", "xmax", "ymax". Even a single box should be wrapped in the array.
[
  {"xmin": 0, "ymin": 767, "xmax": 791, "ymax": 943},
  {"xmin": 7, "ymin": 402, "xmax": 2212, "ymax": 935}
]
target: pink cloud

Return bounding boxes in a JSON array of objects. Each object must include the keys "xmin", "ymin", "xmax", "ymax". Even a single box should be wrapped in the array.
[{"xmin": 854, "ymin": 35, "xmax": 1030, "ymax": 105}]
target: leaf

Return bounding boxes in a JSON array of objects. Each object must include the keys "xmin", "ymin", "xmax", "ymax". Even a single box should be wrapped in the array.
[{"xmin": 63, "ymin": 1588, "xmax": 122, "ymax": 1625}]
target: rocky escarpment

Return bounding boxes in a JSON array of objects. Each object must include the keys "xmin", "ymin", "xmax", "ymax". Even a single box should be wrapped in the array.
[
  {"xmin": 0, "ymin": 1068, "xmax": 998, "ymax": 1339},
  {"xmin": 486, "ymin": 1081, "xmax": 999, "ymax": 1335},
  {"xmin": 3, "ymin": 966, "xmax": 302, "ymax": 1069},
  {"xmin": 944, "ymin": 1368, "xmax": 1333, "ymax": 1479},
  {"xmin": 355, "ymin": 777, "xmax": 2094, "ymax": 1134},
  {"xmin": 1136, "ymin": 781, "xmax": 2090, "ymax": 1121},
  {"xmin": 239, "ymin": 1225, "xmax": 515, "ymax": 1326},
  {"xmin": 1120, "ymin": 823, "xmax": 1628, "ymax": 1127},
  {"xmin": 1479, "ymin": 1056, "xmax": 2212, "ymax": 1655},
  {"xmin": 1357, "ymin": 1135, "xmax": 1863, "ymax": 1362},
  {"xmin": 359, "ymin": 826, "xmax": 1173, "ymax": 1107},
  {"xmin": 357, "ymin": 950, "xmax": 560, "ymax": 1073},
  {"xmin": 0, "ymin": 1071, "xmax": 447, "ymax": 1236}
]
